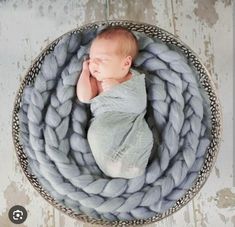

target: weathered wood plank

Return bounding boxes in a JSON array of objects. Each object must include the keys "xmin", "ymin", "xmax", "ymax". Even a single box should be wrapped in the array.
[{"xmin": 0, "ymin": 0, "xmax": 233, "ymax": 226}]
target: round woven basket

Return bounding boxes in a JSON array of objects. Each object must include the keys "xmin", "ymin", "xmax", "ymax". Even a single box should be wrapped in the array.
[{"xmin": 12, "ymin": 20, "xmax": 222, "ymax": 226}]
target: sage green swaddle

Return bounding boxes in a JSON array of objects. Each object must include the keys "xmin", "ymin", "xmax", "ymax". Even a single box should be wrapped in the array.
[{"xmin": 87, "ymin": 69, "xmax": 153, "ymax": 178}]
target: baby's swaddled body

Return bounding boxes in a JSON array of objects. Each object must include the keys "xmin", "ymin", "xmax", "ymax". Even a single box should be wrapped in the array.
[{"xmin": 87, "ymin": 69, "xmax": 153, "ymax": 178}]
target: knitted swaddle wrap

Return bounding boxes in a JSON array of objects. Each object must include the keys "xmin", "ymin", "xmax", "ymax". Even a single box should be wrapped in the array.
[{"xmin": 16, "ymin": 24, "xmax": 215, "ymax": 223}]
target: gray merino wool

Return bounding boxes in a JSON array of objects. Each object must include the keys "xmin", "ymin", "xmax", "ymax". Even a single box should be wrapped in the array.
[{"xmin": 18, "ymin": 28, "xmax": 211, "ymax": 221}]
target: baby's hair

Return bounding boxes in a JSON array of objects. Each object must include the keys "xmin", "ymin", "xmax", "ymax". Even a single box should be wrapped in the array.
[{"xmin": 95, "ymin": 26, "xmax": 139, "ymax": 60}]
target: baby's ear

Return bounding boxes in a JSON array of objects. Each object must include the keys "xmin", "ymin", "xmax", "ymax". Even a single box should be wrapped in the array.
[{"xmin": 124, "ymin": 56, "xmax": 132, "ymax": 67}]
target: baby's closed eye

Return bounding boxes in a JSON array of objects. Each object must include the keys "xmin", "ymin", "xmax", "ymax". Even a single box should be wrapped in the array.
[{"xmin": 90, "ymin": 58, "xmax": 109, "ymax": 64}]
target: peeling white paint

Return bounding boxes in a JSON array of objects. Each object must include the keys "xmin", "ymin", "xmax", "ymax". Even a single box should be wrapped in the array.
[{"xmin": 0, "ymin": 0, "xmax": 233, "ymax": 226}]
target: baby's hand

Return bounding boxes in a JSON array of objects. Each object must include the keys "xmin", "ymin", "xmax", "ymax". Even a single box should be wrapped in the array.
[
  {"xmin": 101, "ymin": 79, "xmax": 120, "ymax": 92},
  {"xmin": 82, "ymin": 59, "xmax": 90, "ymax": 73}
]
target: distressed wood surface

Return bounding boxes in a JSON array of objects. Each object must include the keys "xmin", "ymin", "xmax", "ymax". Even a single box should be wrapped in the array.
[{"xmin": 0, "ymin": 0, "xmax": 234, "ymax": 226}]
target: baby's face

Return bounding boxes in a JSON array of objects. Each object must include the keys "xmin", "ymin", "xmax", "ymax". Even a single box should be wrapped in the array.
[{"xmin": 88, "ymin": 38, "xmax": 128, "ymax": 81}]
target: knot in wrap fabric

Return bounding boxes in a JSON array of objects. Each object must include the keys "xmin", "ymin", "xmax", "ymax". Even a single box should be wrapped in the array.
[
  {"xmin": 87, "ymin": 69, "xmax": 153, "ymax": 179},
  {"xmin": 18, "ymin": 26, "xmax": 212, "ymax": 222}
]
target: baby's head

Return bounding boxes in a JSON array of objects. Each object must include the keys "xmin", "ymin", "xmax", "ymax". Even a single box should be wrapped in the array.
[{"xmin": 88, "ymin": 26, "xmax": 138, "ymax": 81}]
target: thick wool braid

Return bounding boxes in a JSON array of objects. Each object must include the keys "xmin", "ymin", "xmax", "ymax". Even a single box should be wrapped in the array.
[
  {"xmin": 22, "ymin": 46, "xmax": 203, "ymax": 220},
  {"xmin": 135, "ymin": 36, "xmax": 203, "ymax": 179},
  {"xmin": 21, "ymin": 32, "xmax": 209, "ymax": 219},
  {"xmin": 138, "ymin": 37, "xmax": 211, "ymax": 204},
  {"xmin": 19, "ymin": 33, "xmax": 85, "ymax": 202},
  {"xmin": 131, "ymin": 36, "xmax": 208, "ymax": 212},
  {"xmin": 19, "ymin": 33, "xmax": 81, "ymax": 171},
  {"xmin": 19, "ymin": 29, "xmax": 211, "ymax": 221}
]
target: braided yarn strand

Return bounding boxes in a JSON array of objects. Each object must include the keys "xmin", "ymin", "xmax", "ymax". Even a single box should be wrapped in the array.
[{"xmin": 18, "ymin": 28, "xmax": 211, "ymax": 221}]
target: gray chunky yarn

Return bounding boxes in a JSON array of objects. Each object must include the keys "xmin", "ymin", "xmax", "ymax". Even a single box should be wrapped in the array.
[{"xmin": 19, "ymin": 28, "xmax": 211, "ymax": 221}]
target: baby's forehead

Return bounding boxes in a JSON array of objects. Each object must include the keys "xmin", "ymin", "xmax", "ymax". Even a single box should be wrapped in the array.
[
  {"xmin": 91, "ymin": 37, "xmax": 119, "ymax": 46},
  {"xmin": 90, "ymin": 38, "xmax": 120, "ymax": 54}
]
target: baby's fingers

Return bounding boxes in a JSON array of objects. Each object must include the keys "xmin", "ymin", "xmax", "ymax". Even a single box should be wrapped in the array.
[
  {"xmin": 82, "ymin": 59, "xmax": 89, "ymax": 66},
  {"xmin": 82, "ymin": 59, "xmax": 90, "ymax": 70}
]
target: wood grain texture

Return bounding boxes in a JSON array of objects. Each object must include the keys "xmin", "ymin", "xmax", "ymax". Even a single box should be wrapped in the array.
[{"xmin": 0, "ymin": 0, "xmax": 233, "ymax": 226}]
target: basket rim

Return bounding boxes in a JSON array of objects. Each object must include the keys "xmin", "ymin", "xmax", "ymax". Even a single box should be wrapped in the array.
[{"xmin": 12, "ymin": 20, "xmax": 222, "ymax": 226}]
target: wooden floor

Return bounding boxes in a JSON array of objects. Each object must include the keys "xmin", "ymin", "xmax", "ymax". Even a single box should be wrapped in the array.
[{"xmin": 0, "ymin": 0, "xmax": 234, "ymax": 226}]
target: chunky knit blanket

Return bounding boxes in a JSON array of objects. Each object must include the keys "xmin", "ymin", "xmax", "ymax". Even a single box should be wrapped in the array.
[{"xmin": 18, "ymin": 27, "xmax": 211, "ymax": 221}]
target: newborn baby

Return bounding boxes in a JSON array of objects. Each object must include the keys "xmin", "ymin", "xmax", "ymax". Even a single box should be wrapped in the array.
[{"xmin": 76, "ymin": 26, "xmax": 153, "ymax": 178}]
